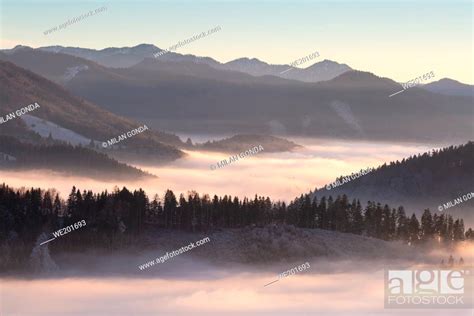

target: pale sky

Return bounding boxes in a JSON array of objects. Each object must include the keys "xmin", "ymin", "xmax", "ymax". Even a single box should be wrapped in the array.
[{"xmin": 0, "ymin": 0, "xmax": 472, "ymax": 83}]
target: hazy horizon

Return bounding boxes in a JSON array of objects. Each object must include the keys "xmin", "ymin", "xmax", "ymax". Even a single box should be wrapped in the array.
[{"xmin": 1, "ymin": 0, "xmax": 472, "ymax": 83}]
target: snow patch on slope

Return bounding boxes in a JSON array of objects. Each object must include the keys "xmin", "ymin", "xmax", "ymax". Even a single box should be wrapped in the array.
[
  {"xmin": 138, "ymin": 224, "xmax": 422, "ymax": 268},
  {"xmin": 29, "ymin": 233, "xmax": 59, "ymax": 273},
  {"xmin": 0, "ymin": 152, "xmax": 17, "ymax": 161},
  {"xmin": 330, "ymin": 100, "xmax": 365, "ymax": 136},
  {"xmin": 62, "ymin": 65, "xmax": 89, "ymax": 82},
  {"xmin": 22, "ymin": 114, "xmax": 95, "ymax": 146}
]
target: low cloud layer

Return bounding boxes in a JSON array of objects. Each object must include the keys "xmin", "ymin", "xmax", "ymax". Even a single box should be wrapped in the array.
[{"xmin": 0, "ymin": 138, "xmax": 434, "ymax": 202}]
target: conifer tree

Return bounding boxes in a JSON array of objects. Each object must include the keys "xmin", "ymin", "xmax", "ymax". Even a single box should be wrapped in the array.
[
  {"xmin": 408, "ymin": 214, "xmax": 420, "ymax": 244},
  {"xmin": 420, "ymin": 209, "xmax": 434, "ymax": 241}
]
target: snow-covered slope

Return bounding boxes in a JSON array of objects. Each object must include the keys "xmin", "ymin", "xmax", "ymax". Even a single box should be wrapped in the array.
[
  {"xmin": 137, "ymin": 224, "xmax": 424, "ymax": 267},
  {"xmin": 21, "ymin": 114, "xmax": 96, "ymax": 146},
  {"xmin": 62, "ymin": 64, "xmax": 89, "ymax": 82}
]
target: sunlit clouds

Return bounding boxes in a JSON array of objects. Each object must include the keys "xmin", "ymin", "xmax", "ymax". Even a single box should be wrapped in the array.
[{"xmin": 0, "ymin": 138, "xmax": 434, "ymax": 202}]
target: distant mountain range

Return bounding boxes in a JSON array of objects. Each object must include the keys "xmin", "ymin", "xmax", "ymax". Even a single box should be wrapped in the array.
[
  {"xmin": 0, "ymin": 57, "xmax": 306, "ymax": 173},
  {"xmin": 4, "ymin": 44, "xmax": 471, "ymax": 94},
  {"xmin": 421, "ymin": 78, "xmax": 474, "ymax": 97},
  {"xmin": 1, "ymin": 45, "xmax": 472, "ymax": 144},
  {"xmin": 220, "ymin": 57, "xmax": 351, "ymax": 83},
  {"xmin": 30, "ymin": 44, "xmax": 474, "ymax": 94},
  {"xmin": 36, "ymin": 44, "xmax": 222, "ymax": 69},
  {"xmin": 310, "ymin": 142, "xmax": 474, "ymax": 226},
  {"xmin": 32, "ymin": 44, "xmax": 352, "ymax": 83}
]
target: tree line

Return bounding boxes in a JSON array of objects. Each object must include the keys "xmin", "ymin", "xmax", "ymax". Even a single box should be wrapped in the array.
[
  {"xmin": 0, "ymin": 135, "xmax": 150, "ymax": 179},
  {"xmin": 291, "ymin": 194, "xmax": 469, "ymax": 243},
  {"xmin": 0, "ymin": 184, "xmax": 472, "ymax": 270},
  {"xmin": 320, "ymin": 141, "xmax": 473, "ymax": 198}
]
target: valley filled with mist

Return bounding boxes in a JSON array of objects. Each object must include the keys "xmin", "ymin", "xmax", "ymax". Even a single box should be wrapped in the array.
[{"xmin": 1, "ymin": 1, "xmax": 473, "ymax": 315}]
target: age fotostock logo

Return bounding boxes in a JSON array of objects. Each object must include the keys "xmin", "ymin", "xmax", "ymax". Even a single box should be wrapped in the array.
[{"xmin": 385, "ymin": 268, "xmax": 473, "ymax": 309}]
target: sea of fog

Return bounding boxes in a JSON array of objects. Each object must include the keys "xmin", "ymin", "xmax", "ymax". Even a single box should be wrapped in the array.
[
  {"xmin": 1, "ymin": 242, "xmax": 473, "ymax": 315},
  {"xmin": 1, "ymin": 272, "xmax": 468, "ymax": 316},
  {"xmin": 2, "ymin": 251, "xmax": 473, "ymax": 316},
  {"xmin": 0, "ymin": 137, "xmax": 439, "ymax": 202},
  {"xmin": 0, "ymin": 137, "xmax": 471, "ymax": 315}
]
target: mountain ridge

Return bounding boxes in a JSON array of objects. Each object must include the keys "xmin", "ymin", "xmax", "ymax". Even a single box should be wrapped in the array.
[
  {"xmin": 1, "ymin": 47, "xmax": 472, "ymax": 143},
  {"xmin": 310, "ymin": 141, "xmax": 474, "ymax": 226},
  {"xmin": 0, "ymin": 60, "xmax": 184, "ymax": 162},
  {"xmin": 421, "ymin": 78, "xmax": 473, "ymax": 97},
  {"xmin": 2, "ymin": 44, "xmax": 352, "ymax": 83}
]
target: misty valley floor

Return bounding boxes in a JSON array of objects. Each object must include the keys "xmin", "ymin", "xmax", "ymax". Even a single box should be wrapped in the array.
[
  {"xmin": 2, "ymin": 225, "xmax": 473, "ymax": 315},
  {"xmin": 0, "ymin": 137, "xmax": 436, "ymax": 202},
  {"xmin": 2, "ymin": 263, "xmax": 472, "ymax": 315}
]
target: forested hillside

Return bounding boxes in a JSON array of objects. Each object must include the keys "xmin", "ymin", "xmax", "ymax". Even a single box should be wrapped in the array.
[
  {"xmin": 1, "ymin": 183, "xmax": 472, "ymax": 271},
  {"xmin": 312, "ymin": 142, "xmax": 474, "ymax": 223},
  {"xmin": 0, "ymin": 60, "xmax": 184, "ymax": 160},
  {"xmin": 0, "ymin": 135, "xmax": 152, "ymax": 179}
]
